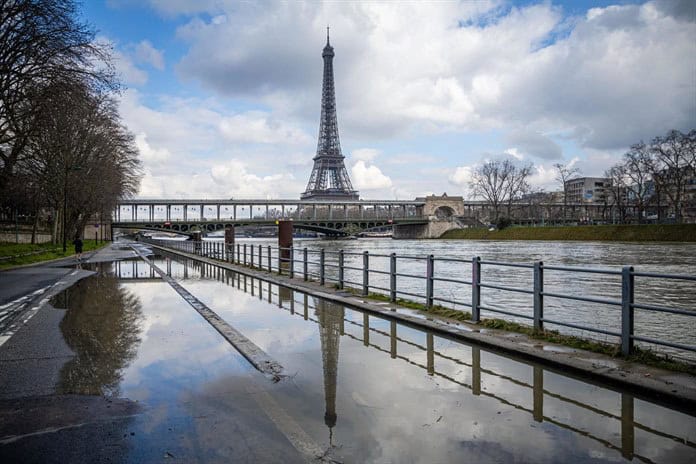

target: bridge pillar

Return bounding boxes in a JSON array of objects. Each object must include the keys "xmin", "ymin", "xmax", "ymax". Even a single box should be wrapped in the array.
[
  {"xmin": 278, "ymin": 220, "xmax": 293, "ymax": 268},
  {"xmin": 191, "ymin": 231, "xmax": 202, "ymax": 254},
  {"xmin": 225, "ymin": 225, "xmax": 235, "ymax": 260},
  {"xmin": 166, "ymin": 205, "xmax": 171, "ymax": 221},
  {"xmin": 200, "ymin": 204, "xmax": 204, "ymax": 220},
  {"xmin": 217, "ymin": 205, "xmax": 220, "ymax": 221}
]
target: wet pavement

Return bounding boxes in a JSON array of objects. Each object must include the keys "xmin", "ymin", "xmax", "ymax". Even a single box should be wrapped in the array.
[{"xmin": 1, "ymin": 243, "xmax": 695, "ymax": 463}]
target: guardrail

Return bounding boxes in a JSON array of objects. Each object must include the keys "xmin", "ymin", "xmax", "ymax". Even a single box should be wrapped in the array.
[{"xmin": 142, "ymin": 238, "xmax": 696, "ymax": 359}]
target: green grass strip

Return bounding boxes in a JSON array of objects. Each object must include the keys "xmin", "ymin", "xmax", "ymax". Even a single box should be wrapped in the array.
[
  {"xmin": 0, "ymin": 240, "xmax": 109, "ymax": 270},
  {"xmin": 440, "ymin": 224, "xmax": 696, "ymax": 241}
]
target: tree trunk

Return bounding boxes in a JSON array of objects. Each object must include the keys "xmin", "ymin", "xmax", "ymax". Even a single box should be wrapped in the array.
[
  {"xmin": 52, "ymin": 208, "xmax": 59, "ymax": 245},
  {"xmin": 31, "ymin": 212, "xmax": 38, "ymax": 244}
]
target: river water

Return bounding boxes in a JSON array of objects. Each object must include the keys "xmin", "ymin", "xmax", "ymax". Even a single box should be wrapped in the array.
[
  {"xmin": 41, "ymin": 252, "xmax": 696, "ymax": 463},
  {"xmin": 198, "ymin": 237, "xmax": 696, "ymax": 361}
]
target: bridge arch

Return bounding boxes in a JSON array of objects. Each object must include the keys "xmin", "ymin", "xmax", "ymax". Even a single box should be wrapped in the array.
[{"xmin": 434, "ymin": 206, "xmax": 455, "ymax": 219}]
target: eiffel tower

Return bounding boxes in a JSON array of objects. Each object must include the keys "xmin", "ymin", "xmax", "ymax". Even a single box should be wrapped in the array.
[{"xmin": 301, "ymin": 28, "xmax": 359, "ymax": 201}]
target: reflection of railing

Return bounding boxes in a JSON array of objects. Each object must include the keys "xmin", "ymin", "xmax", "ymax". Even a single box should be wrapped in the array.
[
  {"xmin": 144, "ymin": 239, "xmax": 696, "ymax": 359},
  {"xmin": 153, "ymin": 254, "xmax": 696, "ymax": 463}
]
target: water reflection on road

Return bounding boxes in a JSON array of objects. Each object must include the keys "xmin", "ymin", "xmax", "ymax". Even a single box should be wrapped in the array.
[{"xmin": 99, "ymin": 252, "xmax": 696, "ymax": 463}]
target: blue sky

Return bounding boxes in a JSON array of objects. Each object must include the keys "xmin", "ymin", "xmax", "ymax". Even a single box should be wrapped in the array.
[{"xmin": 80, "ymin": 0, "xmax": 695, "ymax": 199}]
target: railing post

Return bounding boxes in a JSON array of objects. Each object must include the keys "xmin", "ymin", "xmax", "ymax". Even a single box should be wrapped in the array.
[
  {"xmin": 390, "ymin": 253, "xmax": 397, "ymax": 302},
  {"xmin": 303, "ymin": 248, "xmax": 308, "ymax": 281},
  {"xmin": 236, "ymin": 243, "xmax": 240, "ymax": 264},
  {"xmin": 258, "ymin": 244, "xmax": 262, "ymax": 270},
  {"xmin": 278, "ymin": 245, "xmax": 282, "ymax": 275},
  {"xmin": 426, "ymin": 255, "xmax": 434, "ymax": 308},
  {"xmin": 320, "ymin": 248, "xmax": 325, "ymax": 286},
  {"xmin": 472, "ymin": 256, "xmax": 481, "ymax": 322},
  {"xmin": 250, "ymin": 243, "xmax": 254, "ymax": 268},
  {"xmin": 338, "ymin": 250, "xmax": 344, "ymax": 289},
  {"xmin": 289, "ymin": 246, "xmax": 294, "ymax": 278},
  {"xmin": 533, "ymin": 261, "xmax": 544, "ymax": 331},
  {"xmin": 267, "ymin": 245, "xmax": 271, "ymax": 271},
  {"xmin": 621, "ymin": 266, "xmax": 635, "ymax": 356},
  {"xmin": 243, "ymin": 243, "xmax": 247, "ymax": 266},
  {"xmin": 362, "ymin": 251, "xmax": 369, "ymax": 296}
]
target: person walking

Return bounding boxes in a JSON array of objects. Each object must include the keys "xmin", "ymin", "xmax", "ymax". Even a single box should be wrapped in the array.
[{"xmin": 73, "ymin": 235, "xmax": 83, "ymax": 261}]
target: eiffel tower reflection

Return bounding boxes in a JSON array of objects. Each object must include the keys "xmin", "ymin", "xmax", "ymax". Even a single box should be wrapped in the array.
[{"xmin": 315, "ymin": 298, "xmax": 344, "ymax": 445}]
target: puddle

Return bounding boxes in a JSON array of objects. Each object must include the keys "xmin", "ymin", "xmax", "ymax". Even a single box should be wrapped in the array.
[{"xmin": 23, "ymin": 253, "xmax": 696, "ymax": 463}]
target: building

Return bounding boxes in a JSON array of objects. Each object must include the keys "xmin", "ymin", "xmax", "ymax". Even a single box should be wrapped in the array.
[{"xmin": 565, "ymin": 177, "xmax": 610, "ymax": 204}]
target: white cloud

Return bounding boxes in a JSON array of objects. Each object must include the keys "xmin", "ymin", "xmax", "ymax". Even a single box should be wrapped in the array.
[
  {"xmin": 218, "ymin": 112, "xmax": 311, "ymax": 145},
  {"xmin": 167, "ymin": 1, "xmax": 694, "ymax": 151},
  {"xmin": 528, "ymin": 164, "xmax": 559, "ymax": 191},
  {"xmin": 504, "ymin": 148, "xmax": 524, "ymax": 160},
  {"xmin": 107, "ymin": 42, "xmax": 148, "ymax": 86},
  {"xmin": 134, "ymin": 132, "xmax": 171, "ymax": 164},
  {"xmin": 448, "ymin": 166, "xmax": 474, "ymax": 187},
  {"xmin": 351, "ymin": 148, "xmax": 380, "ymax": 162},
  {"xmin": 351, "ymin": 160, "xmax": 392, "ymax": 190},
  {"xmin": 134, "ymin": 40, "xmax": 165, "ymax": 70},
  {"xmin": 505, "ymin": 130, "xmax": 562, "ymax": 160}
]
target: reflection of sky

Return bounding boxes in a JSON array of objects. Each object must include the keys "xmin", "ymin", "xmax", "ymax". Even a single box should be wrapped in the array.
[{"xmin": 127, "ymin": 255, "xmax": 696, "ymax": 463}]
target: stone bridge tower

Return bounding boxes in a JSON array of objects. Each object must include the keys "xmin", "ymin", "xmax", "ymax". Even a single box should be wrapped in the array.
[{"xmin": 302, "ymin": 28, "xmax": 359, "ymax": 201}]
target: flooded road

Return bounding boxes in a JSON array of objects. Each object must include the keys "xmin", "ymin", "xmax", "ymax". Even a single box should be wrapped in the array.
[{"xmin": 6, "ymin": 247, "xmax": 692, "ymax": 463}]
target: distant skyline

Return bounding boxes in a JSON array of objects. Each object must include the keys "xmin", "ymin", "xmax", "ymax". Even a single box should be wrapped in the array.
[{"xmin": 84, "ymin": 0, "xmax": 696, "ymax": 199}]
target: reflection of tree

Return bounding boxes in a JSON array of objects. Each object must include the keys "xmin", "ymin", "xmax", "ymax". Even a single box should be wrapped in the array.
[
  {"xmin": 58, "ymin": 266, "xmax": 143, "ymax": 396},
  {"xmin": 315, "ymin": 299, "xmax": 344, "ymax": 445}
]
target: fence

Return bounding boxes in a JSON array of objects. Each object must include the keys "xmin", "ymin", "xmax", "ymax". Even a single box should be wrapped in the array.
[{"xmin": 142, "ymin": 238, "xmax": 696, "ymax": 359}]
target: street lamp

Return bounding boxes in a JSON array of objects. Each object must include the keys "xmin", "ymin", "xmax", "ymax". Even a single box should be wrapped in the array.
[{"xmin": 62, "ymin": 165, "xmax": 82, "ymax": 253}]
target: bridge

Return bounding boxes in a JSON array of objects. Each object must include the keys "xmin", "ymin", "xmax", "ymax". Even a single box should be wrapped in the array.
[
  {"xmin": 112, "ymin": 198, "xmax": 430, "ymax": 236},
  {"xmin": 111, "ymin": 195, "xmax": 615, "ymax": 237}
]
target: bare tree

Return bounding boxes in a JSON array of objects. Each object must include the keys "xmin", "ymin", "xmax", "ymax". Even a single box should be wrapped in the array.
[
  {"xmin": 604, "ymin": 164, "xmax": 628, "ymax": 223},
  {"xmin": 622, "ymin": 142, "xmax": 654, "ymax": 223},
  {"xmin": 0, "ymin": 0, "xmax": 115, "ymax": 197},
  {"xmin": 24, "ymin": 79, "xmax": 140, "ymax": 246},
  {"xmin": 553, "ymin": 162, "xmax": 581, "ymax": 219},
  {"xmin": 650, "ymin": 130, "xmax": 695, "ymax": 222},
  {"xmin": 470, "ymin": 159, "xmax": 533, "ymax": 222}
]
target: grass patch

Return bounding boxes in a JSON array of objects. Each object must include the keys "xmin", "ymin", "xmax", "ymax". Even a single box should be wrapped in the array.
[
  {"xmin": 357, "ymin": 291, "xmax": 696, "ymax": 375},
  {"xmin": 0, "ymin": 240, "xmax": 108, "ymax": 270},
  {"xmin": 441, "ymin": 224, "xmax": 696, "ymax": 242}
]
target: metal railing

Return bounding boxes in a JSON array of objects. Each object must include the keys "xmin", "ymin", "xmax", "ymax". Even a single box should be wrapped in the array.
[{"xmin": 142, "ymin": 238, "xmax": 696, "ymax": 359}]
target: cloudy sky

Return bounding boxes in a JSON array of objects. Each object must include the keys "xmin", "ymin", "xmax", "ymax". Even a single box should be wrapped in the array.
[{"xmin": 84, "ymin": 0, "xmax": 696, "ymax": 200}]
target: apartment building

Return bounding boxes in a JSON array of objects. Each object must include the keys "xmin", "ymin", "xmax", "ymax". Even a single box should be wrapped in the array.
[{"xmin": 565, "ymin": 177, "xmax": 610, "ymax": 204}]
